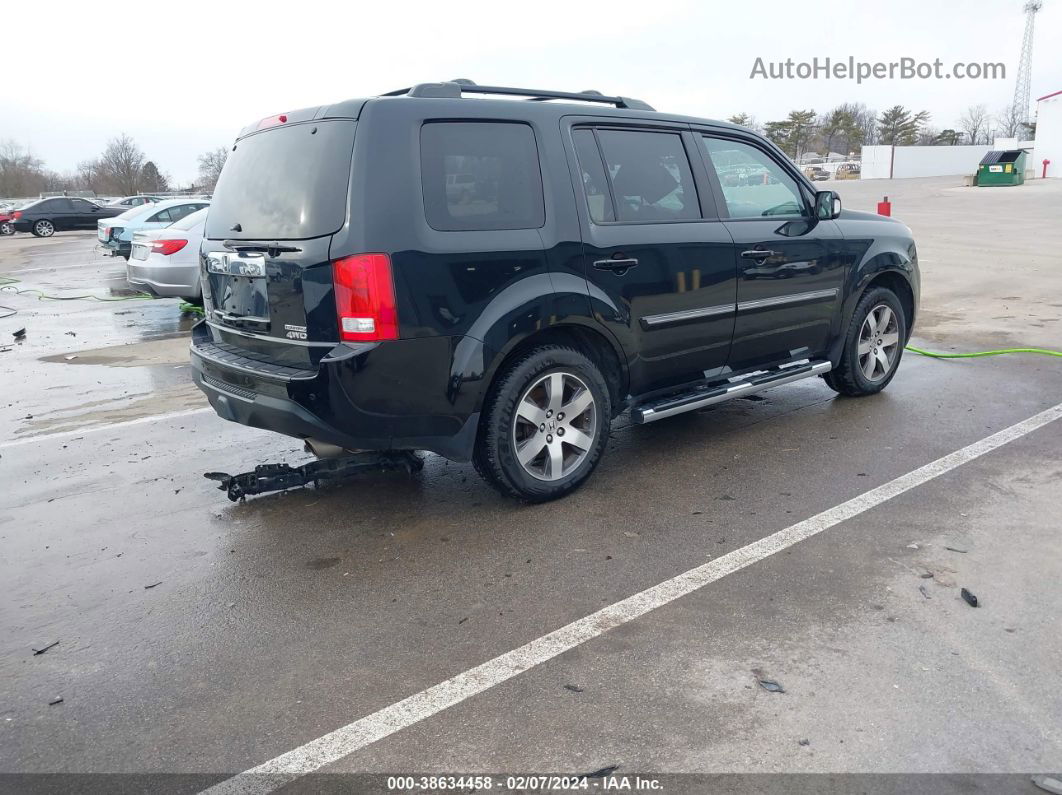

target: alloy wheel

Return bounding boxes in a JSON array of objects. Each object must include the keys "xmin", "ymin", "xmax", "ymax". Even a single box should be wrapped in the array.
[
  {"xmin": 512, "ymin": 371, "xmax": 597, "ymax": 481},
  {"xmin": 35, "ymin": 220, "xmax": 54, "ymax": 237},
  {"xmin": 857, "ymin": 303, "xmax": 900, "ymax": 382}
]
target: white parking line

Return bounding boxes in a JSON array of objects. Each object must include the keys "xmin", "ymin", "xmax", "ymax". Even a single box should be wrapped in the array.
[
  {"xmin": 202, "ymin": 401, "xmax": 1062, "ymax": 795},
  {"xmin": 0, "ymin": 407, "xmax": 212, "ymax": 450}
]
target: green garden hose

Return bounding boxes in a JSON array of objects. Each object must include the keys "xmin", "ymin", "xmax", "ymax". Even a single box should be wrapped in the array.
[{"xmin": 906, "ymin": 345, "xmax": 1062, "ymax": 359}]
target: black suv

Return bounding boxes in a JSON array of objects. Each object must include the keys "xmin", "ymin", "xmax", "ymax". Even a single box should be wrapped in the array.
[
  {"xmin": 191, "ymin": 81, "xmax": 919, "ymax": 501},
  {"xmin": 11, "ymin": 197, "xmax": 123, "ymax": 237}
]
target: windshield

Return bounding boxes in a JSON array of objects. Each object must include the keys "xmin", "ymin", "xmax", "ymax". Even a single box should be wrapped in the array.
[{"xmin": 205, "ymin": 120, "xmax": 356, "ymax": 240}]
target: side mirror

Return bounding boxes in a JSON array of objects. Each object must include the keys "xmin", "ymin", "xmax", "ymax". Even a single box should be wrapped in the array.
[{"xmin": 814, "ymin": 190, "xmax": 841, "ymax": 220}]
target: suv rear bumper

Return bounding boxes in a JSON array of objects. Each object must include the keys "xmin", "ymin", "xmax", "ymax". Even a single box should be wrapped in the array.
[{"xmin": 189, "ymin": 321, "xmax": 480, "ymax": 461}]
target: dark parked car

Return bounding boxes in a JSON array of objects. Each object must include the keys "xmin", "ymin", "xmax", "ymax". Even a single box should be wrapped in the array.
[
  {"xmin": 11, "ymin": 197, "xmax": 124, "ymax": 237},
  {"xmin": 191, "ymin": 81, "xmax": 919, "ymax": 501}
]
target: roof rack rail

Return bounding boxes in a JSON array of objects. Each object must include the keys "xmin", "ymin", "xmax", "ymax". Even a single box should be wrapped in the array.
[{"xmin": 380, "ymin": 80, "xmax": 655, "ymax": 112}]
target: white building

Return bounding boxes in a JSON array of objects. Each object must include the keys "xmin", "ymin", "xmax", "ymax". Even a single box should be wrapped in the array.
[{"xmin": 1033, "ymin": 89, "xmax": 1062, "ymax": 178}]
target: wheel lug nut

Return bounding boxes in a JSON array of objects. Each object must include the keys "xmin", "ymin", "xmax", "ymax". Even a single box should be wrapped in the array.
[
  {"xmin": 546, "ymin": 410, "xmax": 552, "ymax": 418},
  {"xmin": 539, "ymin": 423, "xmax": 546, "ymax": 432},
  {"xmin": 547, "ymin": 434, "xmax": 553, "ymax": 443},
  {"xmin": 557, "ymin": 427, "xmax": 565, "ymax": 437},
  {"xmin": 558, "ymin": 412, "xmax": 565, "ymax": 420}
]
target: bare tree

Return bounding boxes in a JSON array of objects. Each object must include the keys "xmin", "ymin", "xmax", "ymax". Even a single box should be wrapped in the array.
[
  {"xmin": 81, "ymin": 134, "xmax": 146, "ymax": 195},
  {"xmin": 197, "ymin": 147, "xmax": 229, "ymax": 191},
  {"xmin": 995, "ymin": 104, "xmax": 1028, "ymax": 139},
  {"xmin": 959, "ymin": 105, "xmax": 991, "ymax": 145},
  {"xmin": 0, "ymin": 140, "xmax": 49, "ymax": 197}
]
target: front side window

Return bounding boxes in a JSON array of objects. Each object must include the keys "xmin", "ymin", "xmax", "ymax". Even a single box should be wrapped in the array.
[
  {"xmin": 595, "ymin": 129, "xmax": 699, "ymax": 223},
  {"xmin": 702, "ymin": 137, "xmax": 807, "ymax": 218},
  {"xmin": 421, "ymin": 122, "xmax": 544, "ymax": 231}
]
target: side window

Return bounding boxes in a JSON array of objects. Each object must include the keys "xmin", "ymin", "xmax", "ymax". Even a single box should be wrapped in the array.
[
  {"xmin": 595, "ymin": 129, "xmax": 699, "ymax": 223},
  {"xmin": 150, "ymin": 208, "xmax": 173, "ymax": 223},
  {"xmin": 420, "ymin": 122, "xmax": 544, "ymax": 231},
  {"xmin": 71, "ymin": 199, "xmax": 94, "ymax": 211},
  {"xmin": 701, "ymin": 137, "xmax": 807, "ymax": 218},
  {"xmin": 168, "ymin": 205, "xmax": 192, "ymax": 222},
  {"xmin": 571, "ymin": 129, "xmax": 615, "ymax": 223}
]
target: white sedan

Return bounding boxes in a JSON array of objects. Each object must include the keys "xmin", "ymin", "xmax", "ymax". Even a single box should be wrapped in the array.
[{"xmin": 126, "ymin": 207, "xmax": 208, "ymax": 301}]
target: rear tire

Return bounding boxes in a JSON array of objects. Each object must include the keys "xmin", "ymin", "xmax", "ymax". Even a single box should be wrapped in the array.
[
  {"xmin": 824, "ymin": 286, "xmax": 906, "ymax": 396},
  {"xmin": 32, "ymin": 219, "xmax": 55, "ymax": 237},
  {"xmin": 474, "ymin": 345, "xmax": 611, "ymax": 502},
  {"xmin": 0, "ymin": 221, "xmax": 13, "ymax": 236}
]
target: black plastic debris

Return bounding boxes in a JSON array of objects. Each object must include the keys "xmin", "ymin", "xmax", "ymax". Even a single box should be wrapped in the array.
[
  {"xmin": 945, "ymin": 546, "xmax": 968, "ymax": 554},
  {"xmin": 49, "ymin": 697, "xmax": 63, "ymax": 706},
  {"xmin": 564, "ymin": 684, "xmax": 585, "ymax": 693},
  {"xmin": 144, "ymin": 582, "xmax": 163, "ymax": 589},
  {"xmin": 13, "ymin": 327, "xmax": 26, "ymax": 339},
  {"xmin": 758, "ymin": 679, "xmax": 785, "ymax": 693},
  {"xmin": 919, "ymin": 585, "xmax": 931, "ymax": 599},
  {"xmin": 961, "ymin": 588, "xmax": 979, "ymax": 607},
  {"xmin": 32, "ymin": 640, "xmax": 59, "ymax": 656},
  {"xmin": 205, "ymin": 451, "xmax": 423, "ymax": 501},
  {"xmin": 798, "ymin": 739, "xmax": 810, "ymax": 746},
  {"xmin": 582, "ymin": 766, "xmax": 618, "ymax": 780}
]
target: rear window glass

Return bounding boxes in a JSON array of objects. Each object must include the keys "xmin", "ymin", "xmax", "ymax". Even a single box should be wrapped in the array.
[
  {"xmin": 170, "ymin": 207, "xmax": 208, "ymax": 231},
  {"xmin": 206, "ymin": 120, "xmax": 356, "ymax": 240},
  {"xmin": 420, "ymin": 122, "xmax": 544, "ymax": 232}
]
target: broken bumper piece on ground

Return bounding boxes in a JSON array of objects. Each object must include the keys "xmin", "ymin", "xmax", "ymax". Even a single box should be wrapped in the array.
[{"xmin": 204, "ymin": 451, "xmax": 424, "ymax": 502}]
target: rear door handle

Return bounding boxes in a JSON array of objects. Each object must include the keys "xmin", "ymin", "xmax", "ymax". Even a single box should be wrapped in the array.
[
  {"xmin": 593, "ymin": 257, "xmax": 640, "ymax": 273},
  {"xmin": 740, "ymin": 249, "xmax": 780, "ymax": 260}
]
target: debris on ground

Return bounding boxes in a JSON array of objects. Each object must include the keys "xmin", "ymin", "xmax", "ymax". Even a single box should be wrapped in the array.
[
  {"xmin": 32, "ymin": 640, "xmax": 59, "ymax": 656},
  {"xmin": 48, "ymin": 697, "xmax": 63, "ymax": 706},
  {"xmin": 564, "ymin": 684, "xmax": 585, "ymax": 693},
  {"xmin": 582, "ymin": 766, "xmax": 618, "ymax": 780},
  {"xmin": 13, "ymin": 327, "xmax": 26, "ymax": 339},
  {"xmin": 65, "ymin": 331, "xmax": 76, "ymax": 337},
  {"xmin": 205, "ymin": 451, "xmax": 424, "ymax": 501},
  {"xmin": 758, "ymin": 679, "xmax": 785, "ymax": 693},
  {"xmin": 906, "ymin": 543, "xmax": 920, "ymax": 550},
  {"xmin": 798, "ymin": 738, "xmax": 810, "ymax": 746},
  {"xmin": 961, "ymin": 588, "xmax": 979, "ymax": 607},
  {"xmin": 919, "ymin": 585, "xmax": 931, "ymax": 599},
  {"xmin": 945, "ymin": 546, "xmax": 968, "ymax": 554},
  {"xmin": 1032, "ymin": 774, "xmax": 1062, "ymax": 794},
  {"xmin": 144, "ymin": 582, "xmax": 163, "ymax": 589}
]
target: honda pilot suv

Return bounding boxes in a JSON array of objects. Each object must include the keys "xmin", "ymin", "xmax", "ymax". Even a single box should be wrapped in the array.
[{"xmin": 191, "ymin": 81, "xmax": 919, "ymax": 501}]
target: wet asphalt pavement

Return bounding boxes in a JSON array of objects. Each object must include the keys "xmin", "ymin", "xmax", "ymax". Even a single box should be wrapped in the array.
[{"xmin": 1, "ymin": 181, "xmax": 1061, "ymax": 794}]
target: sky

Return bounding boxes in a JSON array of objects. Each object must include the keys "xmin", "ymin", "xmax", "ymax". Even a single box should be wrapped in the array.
[{"xmin": 2, "ymin": 0, "xmax": 1059, "ymax": 185}]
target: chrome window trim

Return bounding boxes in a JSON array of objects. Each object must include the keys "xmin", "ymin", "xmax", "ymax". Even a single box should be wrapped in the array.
[{"xmin": 737, "ymin": 288, "xmax": 837, "ymax": 313}]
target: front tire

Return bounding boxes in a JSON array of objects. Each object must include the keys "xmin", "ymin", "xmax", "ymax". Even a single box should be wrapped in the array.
[
  {"xmin": 474, "ymin": 345, "xmax": 611, "ymax": 502},
  {"xmin": 32, "ymin": 219, "xmax": 55, "ymax": 237},
  {"xmin": 824, "ymin": 286, "xmax": 906, "ymax": 396}
]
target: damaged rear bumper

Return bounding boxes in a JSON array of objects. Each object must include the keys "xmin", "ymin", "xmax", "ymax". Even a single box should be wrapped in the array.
[{"xmin": 189, "ymin": 321, "xmax": 479, "ymax": 461}]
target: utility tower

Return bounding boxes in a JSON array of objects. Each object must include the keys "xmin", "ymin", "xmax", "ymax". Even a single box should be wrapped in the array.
[{"xmin": 1012, "ymin": 0, "xmax": 1042, "ymax": 126}]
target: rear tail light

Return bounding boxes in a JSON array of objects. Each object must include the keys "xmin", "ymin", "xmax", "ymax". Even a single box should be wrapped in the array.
[
  {"xmin": 12, "ymin": 211, "xmax": 21, "ymax": 220},
  {"xmin": 332, "ymin": 253, "xmax": 398, "ymax": 342},
  {"xmin": 150, "ymin": 239, "xmax": 188, "ymax": 256},
  {"xmin": 104, "ymin": 226, "xmax": 112, "ymax": 239}
]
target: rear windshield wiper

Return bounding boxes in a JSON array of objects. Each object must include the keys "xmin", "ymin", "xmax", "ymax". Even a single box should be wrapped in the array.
[{"xmin": 222, "ymin": 240, "xmax": 302, "ymax": 255}]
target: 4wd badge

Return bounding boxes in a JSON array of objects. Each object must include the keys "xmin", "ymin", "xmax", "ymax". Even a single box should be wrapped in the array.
[{"xmin": 284, "ymin": 324, "xmax": 307, "ymax": 340}]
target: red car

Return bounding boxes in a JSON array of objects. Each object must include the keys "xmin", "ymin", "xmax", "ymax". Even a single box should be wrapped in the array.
[{"xmin": 0, "ymin": 205, "xmax": 16, "ymax": 236}]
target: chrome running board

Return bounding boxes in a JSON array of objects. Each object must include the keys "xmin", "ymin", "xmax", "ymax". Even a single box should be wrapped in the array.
[{"xmin": 632, "ymin": 360, "xmax": 832, "ymax": 424}]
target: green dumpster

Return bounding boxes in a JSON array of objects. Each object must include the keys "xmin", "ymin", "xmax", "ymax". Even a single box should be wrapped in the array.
[{"xmin": 977, "ymin": 150, "xmax": 1027, "ymax": 187}]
